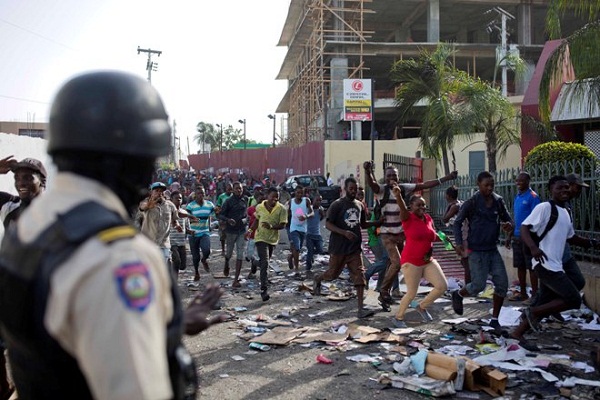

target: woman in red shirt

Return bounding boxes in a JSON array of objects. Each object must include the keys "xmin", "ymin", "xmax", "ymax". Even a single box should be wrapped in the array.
[{"xmin": 391, "ymin": 184, "xmax": 448, "ymax": 328}]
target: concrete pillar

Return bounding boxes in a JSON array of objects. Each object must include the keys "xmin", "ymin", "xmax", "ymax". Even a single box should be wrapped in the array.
[
  {"xmin": 351, "ymin": 121, "xmax": 363, "ymax": 140},
  {"xmin": 515, "ymin": 60, "xmax": 535, "ymax": 95},
  {"xmin": 427, "ymin": 0, "xmax": 440, "ymax": 43},
  {"xmin": 330, "ymin": 57, "xmax": 349, "ymax": 140},
  {"xmin": 517, "ymin": 3, "xmax": 532, "ymax": 46}
]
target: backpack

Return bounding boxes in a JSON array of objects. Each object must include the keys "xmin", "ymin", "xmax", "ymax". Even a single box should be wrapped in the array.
[
  {"xmin": 529, "ymin": 200, "xmax": 561, "ymax": 246},
  {"xmin": 373, "ymin": 185, "xmax": 406, "ymax": 220}
]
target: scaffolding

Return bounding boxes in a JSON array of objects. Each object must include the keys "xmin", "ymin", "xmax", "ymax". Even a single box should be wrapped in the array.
[{"xmin": 285, "ymin": 0, "xmax": 372, "ymax": 147}]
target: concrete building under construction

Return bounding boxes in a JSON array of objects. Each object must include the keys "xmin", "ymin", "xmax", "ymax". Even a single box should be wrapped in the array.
[{"xmin": 275, "ymin": 0, "xmax": 585, "ymax": 146}]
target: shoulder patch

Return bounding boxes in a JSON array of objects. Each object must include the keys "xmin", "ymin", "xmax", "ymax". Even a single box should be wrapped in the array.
[{"xmin": 114, "ymin": 262, "xmax": 153, "ymax": 312}]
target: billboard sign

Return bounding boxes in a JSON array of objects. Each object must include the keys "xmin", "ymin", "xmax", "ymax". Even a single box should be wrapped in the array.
[{"xmin": 343, "ymin": 79, "xmax": 372, "ymax": 121}]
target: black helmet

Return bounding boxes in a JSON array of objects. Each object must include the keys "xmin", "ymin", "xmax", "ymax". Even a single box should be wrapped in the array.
[{"xmin": 47, "ymin": 71, "xmax": 171, "ymax": 157}]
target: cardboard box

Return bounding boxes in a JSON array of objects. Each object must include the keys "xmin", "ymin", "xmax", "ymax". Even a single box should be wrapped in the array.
[
  {"xmin": 476, "ymin": 366, "xmax": 507, "ymax": 396},
  {"xmin": 463, "ymin": 360, "xmax": 481, "ymax": 392}
]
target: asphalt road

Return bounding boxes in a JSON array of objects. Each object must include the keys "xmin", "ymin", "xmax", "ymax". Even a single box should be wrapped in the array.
[{"xmin": 179, "ymin": 222, "xmax": 600, "ymax": 400}]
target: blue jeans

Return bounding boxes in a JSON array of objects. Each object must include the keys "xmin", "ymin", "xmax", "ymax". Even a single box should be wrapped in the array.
[
  {"xmin": 364, "ymin": 245, "xmax": 398, "ymax": 291},
  {"xmin": 225, "ymin": 231, "xmax": 246, "ymax": 261},
  {"xmin": 189, "ymin": 235, "xmax": 211, "ymax": 272},
  {"xmin": 465, "ymin": 249, "xmax": 508, "ymax": 297},
  {"xmin": 305, "ymin": 233, "xmax": 323, "ymax": 270},
  {"xmin": 289, "ymin": 230, "xmax": 306, "ymax": 251},
  {"xmin": 159, "ymin": 247, "xmax": 172, "ymax": 273}
]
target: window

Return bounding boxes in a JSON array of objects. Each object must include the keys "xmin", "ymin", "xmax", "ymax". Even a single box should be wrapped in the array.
[{"xmin": 469, "ymin": 151, "xmax": 485, "ymax": 176}]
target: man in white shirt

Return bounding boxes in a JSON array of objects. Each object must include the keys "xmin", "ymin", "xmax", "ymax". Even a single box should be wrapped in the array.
[{"xmin": 511, "ymin": 175, "xmax": 599, "ymax": 351}]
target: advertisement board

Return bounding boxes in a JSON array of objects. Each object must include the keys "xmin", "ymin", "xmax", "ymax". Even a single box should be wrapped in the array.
[{"xmin": 343, "ymin": 79, "xmax": 372, "ymax": 121}]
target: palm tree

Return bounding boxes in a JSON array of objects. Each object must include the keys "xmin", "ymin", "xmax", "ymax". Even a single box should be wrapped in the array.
[
  {"xmin": 457, "ymin": 79, "xmax": 521, "ymax": 173},
  {"xmin": 539, "ymin": 0, "xmax": 600, "ymax": 122},
  {"xmin": 391, "ymin": 44, "xmax": 472, "ymax": 175},
  {"xmin": 194, "ymin": 122, "xmax": 218, "ymax": 153}
]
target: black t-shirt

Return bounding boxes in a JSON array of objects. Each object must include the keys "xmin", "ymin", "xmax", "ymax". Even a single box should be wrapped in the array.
[
  {"xmin": 326, "ymin": 196, "xmax": 366, "ymax": 255},
  {"xmin": 220, "ymin": 194, "xmax": 248, "ymax": 233}
]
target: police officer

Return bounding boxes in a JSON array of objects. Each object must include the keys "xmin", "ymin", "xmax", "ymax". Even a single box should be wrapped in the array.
[{"xmin": 0, "ymin": 71, "xmax": 224, "ymax": 400}]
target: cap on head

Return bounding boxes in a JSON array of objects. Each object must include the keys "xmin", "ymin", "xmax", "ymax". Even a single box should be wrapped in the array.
[
  {"xmin": 11, "ymin": 158, "xmax": 47, "ymax": 178},
  {"xmin": 565, "ymin": 173, "xmax": 589, "ymax": 188},
  {"xmin": 47, "ymin": 71, "xmax": 171, "ymax": 158},
  {"xmin": 150, "ymin": 182, "xmax": 167, "ymax": 190}
]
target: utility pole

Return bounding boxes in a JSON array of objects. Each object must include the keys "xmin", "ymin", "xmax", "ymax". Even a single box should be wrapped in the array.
[
  {"xmin": 172, "ymin": 119, "xmax": 177, "ymax": 166},
  {"xmin": 268, "ymin": 114, "xmax": 276, "ymax": 148},
  {"xmin": 238, "ymin": 119, "xmax": 247, "ymax": 149},
  {"xmin": 137, "ymin": 46, "xmax": 162, "ymax": 83},
  {"xmin": 216, "ymin": 124, "xmax": 224, "ymax": 151}
]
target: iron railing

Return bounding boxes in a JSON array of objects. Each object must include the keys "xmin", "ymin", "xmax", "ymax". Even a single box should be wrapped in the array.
[{"xmin": 430, "ymin": 158, "xmax": 599, "ymax": 262}]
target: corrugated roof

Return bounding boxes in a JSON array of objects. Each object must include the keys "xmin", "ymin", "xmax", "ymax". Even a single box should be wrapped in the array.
[{"xmin": 550, "ymin": 79, "xmax": 600, "ymax": 124}]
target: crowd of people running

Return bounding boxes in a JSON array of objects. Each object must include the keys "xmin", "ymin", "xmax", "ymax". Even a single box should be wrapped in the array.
[
  {"xmin": 140, "ymin": 157, "xmax": 598, "ymax": 351},
  {"xmin": 1, "ymin": 71, "xmax": 597, "ymax": 400}
]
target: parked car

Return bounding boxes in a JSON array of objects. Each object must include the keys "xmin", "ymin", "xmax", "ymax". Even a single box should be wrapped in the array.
[{"xmin": 281, "ymin": 174, "xmax": 341, "ymax": 208}]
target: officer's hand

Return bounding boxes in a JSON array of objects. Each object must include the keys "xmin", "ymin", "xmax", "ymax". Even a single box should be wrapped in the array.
[
  {"xmin": 184, "ymin": 284, "xmax": 227, "ymax": 335},
  {"xmin": 448, "ymin": 171, "xmax": 458, "ymax": 180}
]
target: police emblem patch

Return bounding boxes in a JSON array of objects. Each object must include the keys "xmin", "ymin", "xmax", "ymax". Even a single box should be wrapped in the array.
[{"xmin": 114, "ymin": 262, "xmax": 153, "ymax": 312}]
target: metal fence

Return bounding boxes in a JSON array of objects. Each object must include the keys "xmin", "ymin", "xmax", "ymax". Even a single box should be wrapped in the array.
[{"xmin": 430, "ymin": 158, "xmax": 599, "ymax": 262}]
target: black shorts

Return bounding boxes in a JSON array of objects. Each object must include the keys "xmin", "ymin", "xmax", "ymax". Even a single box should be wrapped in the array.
[{"xmin": 512, "ymin": 237, "xmax": 533, "ymax": 269}]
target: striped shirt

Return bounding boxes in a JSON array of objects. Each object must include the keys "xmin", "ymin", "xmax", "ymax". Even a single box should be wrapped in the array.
[
  {"xmin": 169, "ymin": 214, "xmax": 191, "ymax": 246},
  {"xmin": 186, "ymin": 200, "xmax": 215, "ymax": 237},
  {"xmin": 377, "ymin": 183, "xmax": 416, "ymax": 235}
]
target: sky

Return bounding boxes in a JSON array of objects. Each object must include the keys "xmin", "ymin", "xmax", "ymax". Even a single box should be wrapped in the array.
[{"xmin": 0, "ymin": 0, "xmax": 291, "ymax": 155}]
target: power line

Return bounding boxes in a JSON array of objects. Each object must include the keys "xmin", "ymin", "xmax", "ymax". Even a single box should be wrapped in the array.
[
  {"xmin": 0, "ymin": 17, "xmax": 78, "ymax": 52},
  {"xmin": 0, "ymin": 94, "xmax": 50, "ymax": 105}
]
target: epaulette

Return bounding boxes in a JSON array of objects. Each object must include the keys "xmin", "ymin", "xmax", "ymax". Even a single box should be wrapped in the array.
[{"xmin": 96, "ymin": 225, "xmax": 137, "ymax": 244}]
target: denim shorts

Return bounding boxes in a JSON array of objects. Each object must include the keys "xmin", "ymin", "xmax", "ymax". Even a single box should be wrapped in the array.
[
  {"xmin": 466, "ymin": 249, "xmax": 508, "ymax": 297},
  {"xmin": 289, "ymin": 230, "xmax": 306, "ymax": 251}
]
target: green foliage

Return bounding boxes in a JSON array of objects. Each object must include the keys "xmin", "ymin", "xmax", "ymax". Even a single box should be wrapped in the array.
[
  {"xmin": 524, "ymin": 141, "xmax": 597, "ymax": 172},
  {"xmin": 546, "ymin": 0, "xmax": 600, "ymax": 39},
  {"xmin": 391, "ymin": 43, "xmax": 521, "ymax": 173},
  {"xmin": 159, "ymin": 161, "xmax": 175, "ymax": 171},
  {"xmin": 541, "ymin": 1, "xmax": 600, "ymax": 123}
]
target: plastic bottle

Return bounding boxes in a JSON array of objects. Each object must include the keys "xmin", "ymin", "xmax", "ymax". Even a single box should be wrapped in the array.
[
  {"xmin": 249, "ymin": 342, "xmax": 271, "ymax": 351},
  {"xmin": 437, "ymin": 231, "xmax": 454, "ymax": 251}
]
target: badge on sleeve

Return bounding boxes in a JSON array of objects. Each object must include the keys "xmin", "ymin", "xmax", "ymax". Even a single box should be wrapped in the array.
[{"xmin": 114, "ymin": 262, "xmax": 153, "ymax": 312}]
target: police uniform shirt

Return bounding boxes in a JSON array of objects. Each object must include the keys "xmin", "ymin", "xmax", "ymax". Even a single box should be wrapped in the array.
[{"xmin": 16, "ymin": 172, "xmax": 174, "ymax": 400}]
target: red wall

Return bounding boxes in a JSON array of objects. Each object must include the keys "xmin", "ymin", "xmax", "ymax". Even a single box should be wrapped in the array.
[
  {"xmin": 521, "ymin": 40, "xmax": 575, "ymax": 162},
  {"xmin": 187, "ymin": 142, "xmax": 325, "ymax": 184}
]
